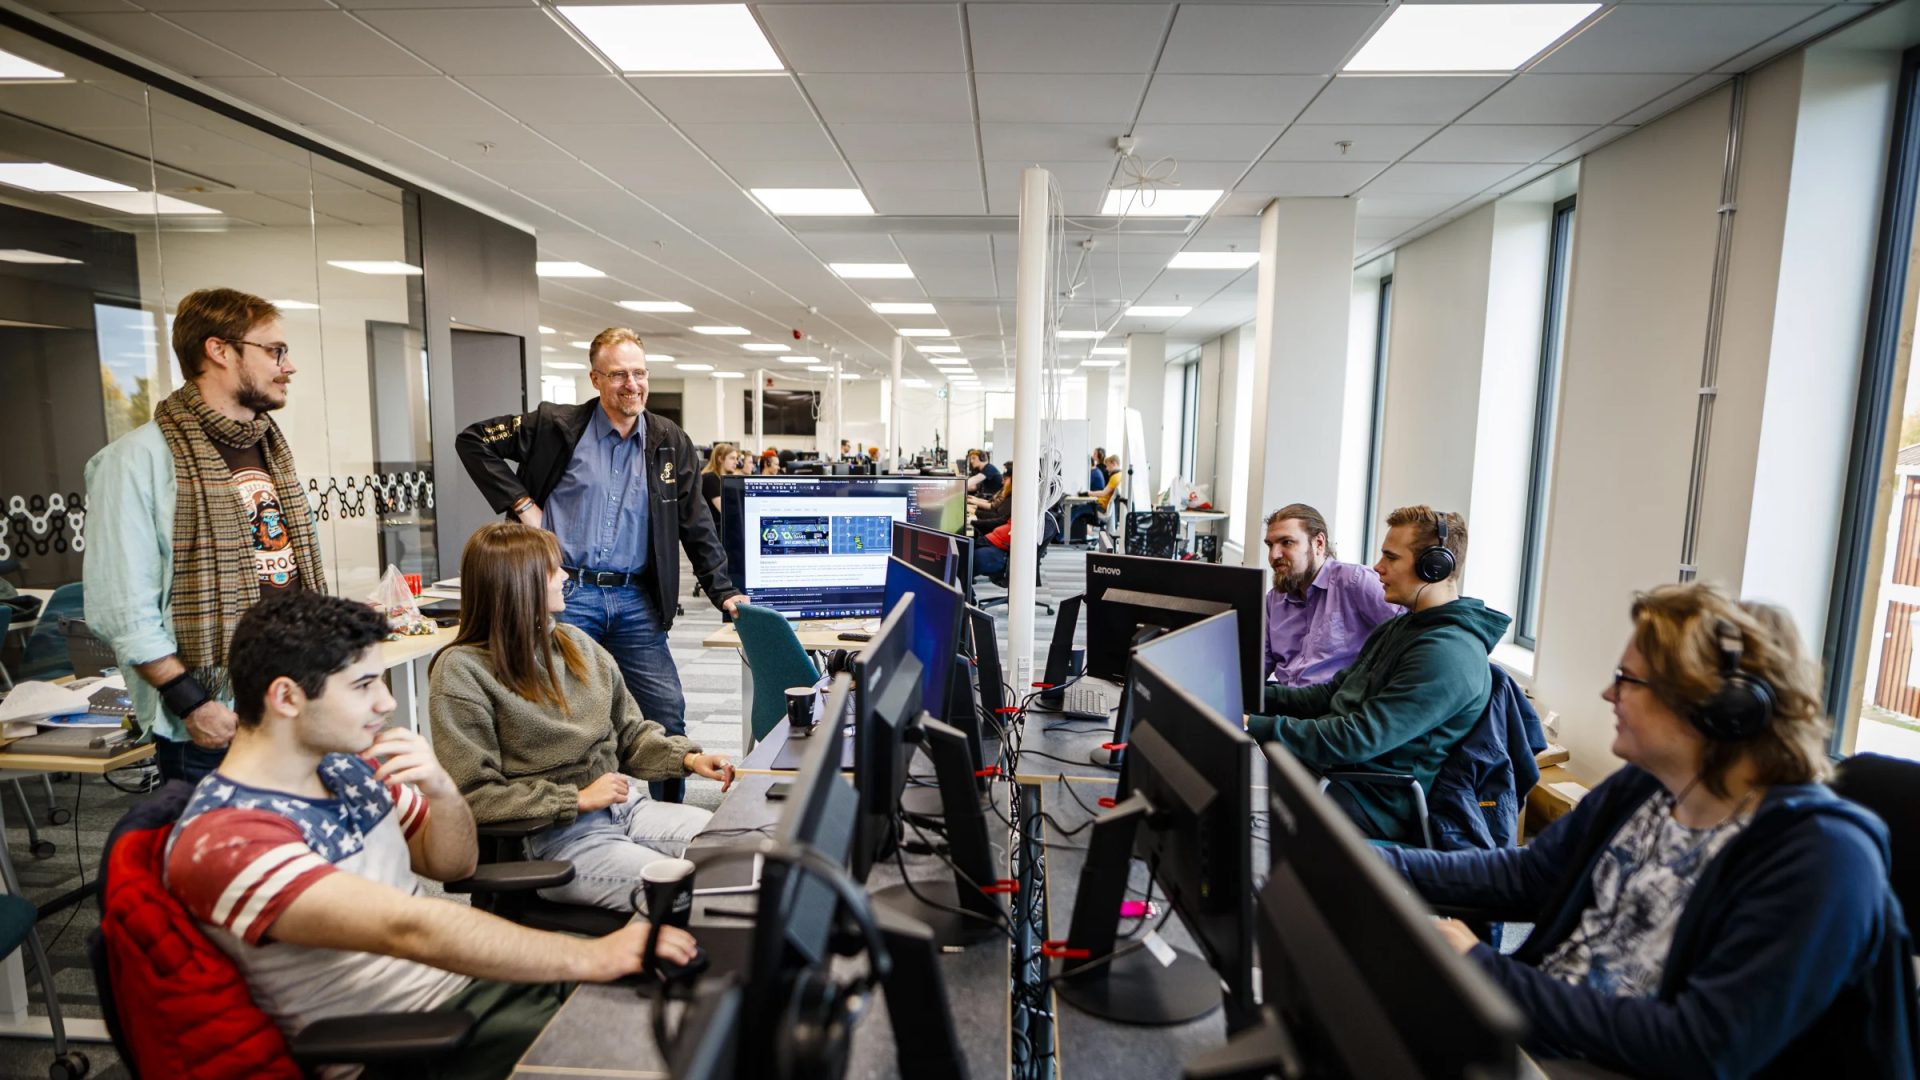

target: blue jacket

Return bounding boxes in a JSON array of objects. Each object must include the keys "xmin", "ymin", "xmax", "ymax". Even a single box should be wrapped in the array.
[
  {"xmin": 1426, "ymin": 665, "xmax": 1547, "ymax": 851},
  {"xmin": 1386, "ymin": 767, "xmax": 1919, "ymax": 1078}
]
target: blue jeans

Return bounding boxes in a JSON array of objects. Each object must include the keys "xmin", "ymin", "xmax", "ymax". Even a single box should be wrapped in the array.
[
  {"xmin": 154, "ymin": 737, "xmax": 226, "ymax": 785},
  {"xmin": 559, "ymin": 580, "xmax": 688, "ymax": 803},
  {"xmin": 974, "ymin": 544, "xmax": 1009, "ymax": 580},
  {"xmin": 524, "ymin": 779, "xmax": 709, "ymax": 910}
]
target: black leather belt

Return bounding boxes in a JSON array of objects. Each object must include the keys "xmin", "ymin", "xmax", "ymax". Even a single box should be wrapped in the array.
[{"xmin": 565, "ymin": 567, "xmax": 640, "ymax": 587}]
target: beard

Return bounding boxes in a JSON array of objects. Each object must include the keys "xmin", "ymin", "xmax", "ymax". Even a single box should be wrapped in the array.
[
  {"xmin": 235, "ymin": 368, "xmax": 284, "ymax": 414},
  {"xmin": 1275, "ymin": 556, "xmax": 1321, "ymax": 597}
]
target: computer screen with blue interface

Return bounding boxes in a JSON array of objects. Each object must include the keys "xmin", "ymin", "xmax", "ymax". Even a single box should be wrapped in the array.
[{"xmin": 720, "ymin": 476, "xmax": 968, "ymax": 618}]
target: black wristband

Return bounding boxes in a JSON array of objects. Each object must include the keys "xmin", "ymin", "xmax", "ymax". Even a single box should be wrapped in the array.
[{"xmin": 158, "ymin": 672, "xmax": 212, "ymax": 719}]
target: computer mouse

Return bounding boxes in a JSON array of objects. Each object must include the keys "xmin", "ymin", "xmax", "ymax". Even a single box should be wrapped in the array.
[{"xmin": 653, "ymin": 945, "xmax": 711, "ymax": 982}]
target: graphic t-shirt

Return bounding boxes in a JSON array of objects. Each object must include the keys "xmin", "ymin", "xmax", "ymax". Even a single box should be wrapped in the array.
[
  {"xmin": 216, "ymin": 440, "xmax": 298, "ymax": 591},
  {"xmin": 164, "ymin": 754, "xmax": 469, "ymax": 1045}
]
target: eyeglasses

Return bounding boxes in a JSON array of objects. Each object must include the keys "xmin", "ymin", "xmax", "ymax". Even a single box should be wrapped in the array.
[
  {"xmin": 593, "ymin": 368, "xmax": 647, "ymax": 385},
  {"xmin": 224, "ymin": 339, "xmax": 291, "ymax": 368},
  {"xmin": 1612, "ymin": 668, "xmax": 1654, "ymax": 693}
]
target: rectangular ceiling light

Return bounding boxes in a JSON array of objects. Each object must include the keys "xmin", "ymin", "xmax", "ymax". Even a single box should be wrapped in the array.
[
  {"xmin": 269, "ymin": 299, "xmax": 320, "ymax": 310},
  {"xmin": 1126, "ymin": 305, "xmax": 1192, "ymax": 317},
  {"xmin": 0, "ymin": 249, "xmax": 80, "ymax": 264},
  {"xmin": 1168, "ymin": 251, "xmax": 1259, "ymax": 270},
  {"xmin": 899, "ymin": 328, "xmax": 949, "ymax": 337},
  {"xmin": 559, "ymin": 4, "xmax": 782, "ymax": 73},
  {"xmin": 779, "ymin": 356, "xmax": 818, "ymax": 364},
  {"xmin": 1058, "ymin": 330, "xmax": 1105, "ymax": 340},
  {"xmin": 807, "ymin": 364, "xmax": 832, "ymax": 372},
  {"xmin": 901, "ymin": 378, "xmax": 930, "ymax": 388},
  {"xmin": 545, "ymin": 361, "xmax": 587, "ymax": 370},
  {"xmin": 1091, "ymin": 346, "xmax": 1127, "ymax": 355},
  {"xmin": 1345, "ymin": 4, "xmax": 1599, "ymax": 73},
  {"xmin": 711, "ymin": 371, "xmax": 747, "ymax": 379},
  {"xmin": 569, "ymin": 340, "xmax": 593, "ymax": 349},
  {"xmin": 829, "ymin": 263, "xmax": 914, "ymax": 279},
  {"xmin": 927, "ymin": 357, "xmax": 968, "ymax": 366},
  {"xmin": 1081, "ymin": 359, "xmax": 1123, "ymax": 368},
  {"xmin": 619, "ymin": 300, "xmax": 693, "ymax": 313},
  {"xmin": 916, "ymin": 345, "xmax": 962, "ymax": 354},
  {"xmin": 539, "ymin": 325, "xmax": 556, "ymax": 334},
  {"xmin": 678, "ymin": 363, "xmax": 715, "ymax": 371},
  {"xmin": 327, "ymin": 260, "xmax": 423, "ymax": 276},
  {"xmin": 872, "ymin": 302, "xmax": 936, "ymax": 315},
  {"xmin": 1102, "ymin": 189, "xmax": 1222, "ymax": 217},
  {"xmin": 62, "ymin": 191, "xmax": 222, "ymax": 215},
  {"xmin": 536, "ymin": 261, "xmax": 603, "ymax": 278},
  {"xmin": 837, "ymin": 373, "xmax": 861, "ymax": 380},
  {"xmin": 751, "ymin": 188, "xmax": 874, "ymax": 216},
  {"xmin": 0, "ymin": 49, "xmax": 63, "ymax": 80},
  {"xmin": 742, "ymin": 343, "xmax": 790, "ymax": 352},
  {"xmin": 692, "ymin": 325, "xmax": 751, "ymax": 335},
  {"xmin": 0, "ymin": 163, "xmax": 132, "ymax": 193},
  {"xmin": 649, "ymin": 355, "xmax": 677, "ymax": 363}
]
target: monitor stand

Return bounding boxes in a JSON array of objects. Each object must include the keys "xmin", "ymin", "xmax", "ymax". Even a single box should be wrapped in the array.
[
  {"xmin": 873, "ymin": 718, "xmax": 1004, "ymax": 948},
  {"xmin": 1050, "ymin": 793, "xmax": 1220, "ymax": 1026}
]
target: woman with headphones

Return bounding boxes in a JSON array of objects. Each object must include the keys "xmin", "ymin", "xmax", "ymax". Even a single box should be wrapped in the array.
[{"xmin": 1385, "ymin": 582, "xmax": 1916, "ymax": 1077}]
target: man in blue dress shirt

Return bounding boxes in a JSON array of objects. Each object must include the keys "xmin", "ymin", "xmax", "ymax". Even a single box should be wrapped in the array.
[{"xmin": 457, "ymin": 328, "xmax": 744, "ymax": 802}]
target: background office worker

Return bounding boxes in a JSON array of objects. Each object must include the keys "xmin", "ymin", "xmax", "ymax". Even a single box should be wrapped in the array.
[
  {"xmin": 86, "ymin": 287, "xmax": 328, "ymax": 785},
  {"xmin": 1247, "ymin": 506, "xmax": 1508, "ymax": 843},
  {"xmin": 1262, "ymin": 503, "xmax": 1402, "ymax": 687},
  {"xmin": 1389, "ymin": 584, "xmax": 1918, "ymax": 1076},
  {"xmin": 457, "ymin": 327, "xmax": 743, "ymax": 803}
]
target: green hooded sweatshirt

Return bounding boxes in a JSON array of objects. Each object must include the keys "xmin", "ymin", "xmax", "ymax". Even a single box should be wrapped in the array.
[{"xmin": 1247, "ymin": 598, "xmax": 1511, "ymax": 843}]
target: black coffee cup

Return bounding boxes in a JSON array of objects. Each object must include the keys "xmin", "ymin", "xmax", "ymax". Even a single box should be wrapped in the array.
[
  {"xmin": 634, "ymin": 857, "xmax": 696, "ymax": 977},
  {"xmin": 786, "ymin": 686, "xmax": 817, "ymax": 735}
]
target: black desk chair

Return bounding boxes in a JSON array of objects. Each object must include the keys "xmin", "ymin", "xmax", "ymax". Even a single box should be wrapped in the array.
[
  {"xmin": 1831, "ymin": 753, "xmax": 1919, "ymax": 942},
  {"xmin": 468, "ymin": 816, "xmax": 630, "ymax": 937},
  {"xmin": 973, "ymin": 510, "xmax": 1060, "ymax": 616}
]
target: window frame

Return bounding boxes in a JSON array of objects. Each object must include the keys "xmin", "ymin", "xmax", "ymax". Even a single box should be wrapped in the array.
[
  {"xmin": 1362, "ymin": 275, "xmax": 1393, "ymax": 561},
  {"xmin": 1514, "ymin": 196, "xmax": 1578, "ymax": 650}
]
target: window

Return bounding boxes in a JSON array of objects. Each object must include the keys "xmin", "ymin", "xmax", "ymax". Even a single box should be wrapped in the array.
[
  {"xmin": 1177, "ymin": 355, "xmax": 1202, "ymax": 484},
  {"xmin": 1362, "ymin": 275, "xmax": 1394, "ymax": 560},
  {"xmin": 1514, "ymin": 196, "xmax": 1577, "ymax": 649},
  {"xmin": 1827, "ymin": 44, "xmax": 1920, "ymax": 762}
]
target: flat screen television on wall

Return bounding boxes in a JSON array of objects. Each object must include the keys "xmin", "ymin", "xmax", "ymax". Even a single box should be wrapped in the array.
[{"xmin": 745, "ymin": 388, "xmax": 820, "ymax": 436}]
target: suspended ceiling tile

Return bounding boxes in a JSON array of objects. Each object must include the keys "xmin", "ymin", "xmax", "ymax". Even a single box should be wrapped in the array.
[
  {"xmin": 832, "ymin": 122, "xmax": 980, "ymax": 162},
  {"xmin": 974, "ymin": 74, "xmax": 1146, "ymax": 124},
  {"xmin": 166, "ymin": 11, "xmax": 439, "ymax": 77},
  {"xmin": 1544, "ymin": 125, "xmax": 1636, "ymax": 164},
  {"xmin": 1124, "ymin": 124, "xmax": 1282, "ymax": 163},
  {"xmin": 724, "ymin": 159, "xmax": 861, "ymax": 187},
  {"xmin": 1405, "ymin": 124, "xmax": 1601, "ymax": 164},
  {"xmin": 1296, "ymin": 75, "xmax": 1507, "ymax": 126},
  {"xmin": 758, "ymin": 4, "xmax": 967, "ymax": 74},
  {"xmin": 980, "ymin": 123, "xmax": 1119, "ymax": 162},
  {"xmin": 1263, "ymin": 123, "xmax": 1439, "ymax": 163},
  {"xmin": 851, "ymin": 160, "xmax": 983, "ymax": 191},
  {"xmin": 1531, "ymin": 5, "xmax": 1829, "ymax": 75},
  {"xmin": 968, "ymin": 3, "xmax": 1170, "ymax": 74},
  {"xmin": 1460, "ymin": 73, "xmax": 1694, "ymax": 125},
  {"xmin": 680, "ymin": 122, "xmax": 844, "ymax": 163},
  {"xmin": 1238, "ymin": 160, "xmax": 1386, "ymax": 197},
  {"xmin": 291, "ymin": 76, "xmax": 507, "ymax": 127},
  {"xmin": 458, "ymin": 76, "xmax": 663, "ymax": 127},
  {"xmin": 1360, "ymin": 162, "xmax": 1526, "ymax": 196},
  {"xmin": 1136, "ymin": 75, "xmax": 1325, "ymax": 126},
  {"xmin": 628, "ymin": 75, "xmax": 814, "ymax": 124},
  {"xmin": 800, "ymin": 74, "xmax": 973, "ymax": 123},
  {"xmin": 60, "ymin": 13, "xmax": 275, "ymax": 78},
  {"xmin": 356, "ymin": 8, "xmax": 601, "ymax": 76},
  {"xmin": 1156, "ymin": 4, "xmax": 1384, "ymax": 75},
  {"xmin": 1617, "ymin": 74, "xmax": 1731, "ymax": 126}
]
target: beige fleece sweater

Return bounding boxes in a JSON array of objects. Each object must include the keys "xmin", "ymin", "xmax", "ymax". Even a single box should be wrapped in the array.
[{"xmin": 428, "ymin": 623, "xmax": 699, "ymax": 825}]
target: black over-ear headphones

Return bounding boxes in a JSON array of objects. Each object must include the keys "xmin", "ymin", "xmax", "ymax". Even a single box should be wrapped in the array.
[
  {"xmin": 823, "ymin": 649, "xmax": 856, "ymax": 679},
  {"xmin": 1689, "ymin": 619, "xmax": 1777, "ymax": 741},
  {"xmin": 1415, "ymin": 512, "xmax": 1458, "ymax": 584}
]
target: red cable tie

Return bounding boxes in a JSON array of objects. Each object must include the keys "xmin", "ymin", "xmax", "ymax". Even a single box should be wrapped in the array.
[
  {"xmin": 1099, "ymin": 741, "xmax": 1127, "ymax": 752},
  {"xmin": 974, "ymin": 765, "xmax": 1002, "ymax": 779},
  {"xmin": 1096, "ymin": 797, "xmax": 1118, "ymax": 809},
  {"xmin": 1041, "ymin": 940, "xmax": 1090, "ymax": 960},
  {"xmin": 1032, "ymin": 682, "xmax": 1056, "ymax": 690},
  {"xmin": 982, "ymin": 879, "xmax": 1020, "ymax": 895},
  {"xmin": 994, "ymin": 706, "xmax": 1022, "ymax": 715}
]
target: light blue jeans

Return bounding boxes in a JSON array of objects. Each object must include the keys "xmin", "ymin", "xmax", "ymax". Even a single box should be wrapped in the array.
[
  {"xmin": 559, "ymin": 579, "xmax": 689, "ymax": 802},
  {"xmin": 525, "ymin": 779, "xmax": 711, "ymax": 910}
]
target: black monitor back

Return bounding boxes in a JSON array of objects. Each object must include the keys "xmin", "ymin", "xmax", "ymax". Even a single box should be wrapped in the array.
[
  {"xmin": 1085, "ymin": 553, "xmax": 1263, "ymax": 706},
  {"xmin": 882, "ymin": 556, "xmax": 965, "ymax": 722},
  {"xmin": 852, "ymin": 596, "xmax": 925, "ymax": 883}
]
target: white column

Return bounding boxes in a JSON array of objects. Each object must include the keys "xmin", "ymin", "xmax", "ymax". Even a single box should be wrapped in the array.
[
  {"xmin": 1009, "ymin": 166, "xmax": 1050, "ymax": 686},
  {"xmin": 1241, "ymin": 198, "xmax": 1358, "ymax": 566},
  {"xmin": 711, "ymin": 377, "xmax": 726, "ymax": 445},
  {"xmin": 1124, "ymin": 332, "xmax": 1166, "ymax": 504},
  {"xmin": 1085, "ymin": 367, "xmax": 1111, "ymax": 462},
  {"xmin": 831, "ymin": 358, "xmax": 844, "ymax": 458},
  {"xmin": 752, "ymin": 373, "xmax": 765, "ymax": 455},
  {"xmin": 888, "ymin": 336, "xmax": 903, "ymax": 468}
]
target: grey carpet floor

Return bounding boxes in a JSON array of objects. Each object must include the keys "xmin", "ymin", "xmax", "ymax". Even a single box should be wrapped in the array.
[{"xmin": 0, "ymin": 547, "xmax": 1089, "ymax": 1079}]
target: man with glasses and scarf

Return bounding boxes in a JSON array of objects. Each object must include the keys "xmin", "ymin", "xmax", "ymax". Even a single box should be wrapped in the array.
[
  {"xmin": 86, "ymin": 288, "xmax": 329, "ymax": 784},
  {"xmin": 457, "ymin": 328, "xmax": 742, "ymax": 803}
]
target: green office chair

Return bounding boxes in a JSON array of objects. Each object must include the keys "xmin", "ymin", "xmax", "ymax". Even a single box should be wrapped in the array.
[{"xmin": 731, "ymin": 603, "xmax": 821, "ymax": 746}]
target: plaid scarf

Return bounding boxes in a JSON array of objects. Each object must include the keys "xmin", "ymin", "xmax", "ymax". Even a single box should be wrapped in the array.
[{"xmin": 153, "ymin": 382, "xmax": 326, "ymax": 699}]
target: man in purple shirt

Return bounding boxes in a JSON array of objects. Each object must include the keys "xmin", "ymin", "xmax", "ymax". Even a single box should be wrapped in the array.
[{"xmin": 1263, "ymin": 503, "xmax": 1403, "ymax": 687}]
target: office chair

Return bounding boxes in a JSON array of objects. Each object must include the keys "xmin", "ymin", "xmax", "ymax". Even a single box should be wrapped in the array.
[
  {"xmin": 974, "ymin": 511, "xmax": 1059, "ymax": 616},
  {"xmin": 463, "ymin": 818, "xmax": 630, "ymax": 938},
  {"xmin": 19, "ymin": 583, "xmax": 83, "ymax": 681},
  {"xmin": 1831, "ymin": 753, "xmax": 1918, "ymax": 943},
  {"xmin": 0, "ymin": 890, "xmax": 87, "ymax": 1078},
  {"xmin": 0, "ymin": 605, "xmax": 72, "ymax": 860},
  {"xmin": 732, "ymin": 603, "xmax": 822, "ymax": 747}
]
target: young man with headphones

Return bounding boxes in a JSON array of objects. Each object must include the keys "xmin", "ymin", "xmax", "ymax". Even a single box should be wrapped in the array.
[
  {"xmin": 1382, "ymin": 584, "xmax": 1917, "ymax": 1076},
  {"xmin": 1247, "ymin": 505, "xmax": 1509, "ymax": 843}
]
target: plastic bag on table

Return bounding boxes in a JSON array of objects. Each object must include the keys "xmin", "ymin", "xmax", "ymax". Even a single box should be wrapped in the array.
[{"xmin": 370, "ymin": 564, "xmax": 435, "ymax": 636}]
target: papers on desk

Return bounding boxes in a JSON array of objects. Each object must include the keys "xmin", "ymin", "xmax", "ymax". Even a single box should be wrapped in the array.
[
  {"xmin": 0, "ymin": 681, "xmax": 92, "ymax": 737},
  {"xmin": 432, "ymin": 577, "xmax": 461, "ymax": 590}
]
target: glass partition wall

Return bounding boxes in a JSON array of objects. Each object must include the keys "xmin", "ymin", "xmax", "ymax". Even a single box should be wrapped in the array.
[{"xmin": 0, "ymin": 23, "xmax": 432, "ymax": 603}]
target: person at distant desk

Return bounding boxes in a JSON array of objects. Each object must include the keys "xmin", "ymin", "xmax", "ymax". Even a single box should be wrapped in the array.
[
  {"xmin": 1262, "ymin": 503, "xmax": 1402, "ymax": 688},
  {"xmin": 1389, "ymin": 584, "xmax": 1916, "ymax": 1077},
  {"xmin": 1247, "ymin": 506, "xmax": 1507, "ymax": 843},
  {"xmin": 700, "ymin": 441, "xmax": 743, "ymax": 515},
  {"xmin": 964, "ymin": 449, "xmax": 1003, "ymax": 500}
]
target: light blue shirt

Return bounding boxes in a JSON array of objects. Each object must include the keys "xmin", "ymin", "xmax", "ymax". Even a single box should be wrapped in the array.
[{"xmin": 546, "ymin": 406, "xmax": 649, "ymax": 574}]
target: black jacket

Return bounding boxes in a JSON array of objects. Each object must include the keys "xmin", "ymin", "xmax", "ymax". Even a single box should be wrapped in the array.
[{"xmin": 455, "ymin": 402, "xmax": 740, "ymax": 628}]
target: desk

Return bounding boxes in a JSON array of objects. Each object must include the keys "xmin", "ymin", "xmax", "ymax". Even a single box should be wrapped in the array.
[
  {"xmin": 1010, "ymin": 714, "xmax": 1124, "ymax": 785},
  {"xmin": 701, "ymin": 620, "xmax": 862, "ymax": 751},
  {"xmin": 513, "ymin": 773, "xmax": 1012, "ymax": 1078},
  {"xmin": 0, "ymin": 742, "xmax": 153, "ymax": 1044},
  {"xmin": 1176, "ymin": 510, "xmax": 1229, "ymax": 557}
]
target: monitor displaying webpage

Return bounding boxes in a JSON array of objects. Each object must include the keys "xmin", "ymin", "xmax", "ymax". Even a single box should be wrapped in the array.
[{"xmin": 727, "ymin": 477, "xmax": 966, "ymax": 618}]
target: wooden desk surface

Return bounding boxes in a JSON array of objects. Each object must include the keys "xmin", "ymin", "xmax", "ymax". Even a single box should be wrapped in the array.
[
  {"xmin": 700, "ymin": 619, "xmax": 865, "ymax": 652},
  {"xmin": 0, "ymin": 741, "xmax": 154, "ymax": 775},
  {"xmin": 372, "ymin": 622, "xmax": 460, "ymax": 668}
]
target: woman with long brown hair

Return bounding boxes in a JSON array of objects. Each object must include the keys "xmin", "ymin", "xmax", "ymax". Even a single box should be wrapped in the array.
[
  {"xmin": 429, "ymin": 522, "xmax": 734, "ymax": 910},
  {"xmin": 700, "ymin": 441, "xmax": 743, "ymax": 515}
]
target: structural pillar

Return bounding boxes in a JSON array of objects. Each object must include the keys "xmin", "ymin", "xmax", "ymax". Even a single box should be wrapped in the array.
[
  {"xmin": 1240, "ymin": 197, "xmax": 1358, "ymax": 567},
  {"xmin": 752, "ymin": 373, "xmax": 765, "ymax": 455},
  {"xmin": 888, "ymin": 337, "xmax": 903, "ymax": 468},
  {"xmin": 1123, "ymin": 332, "xmax": 1166, "ymax": 506},
  {"xmin": 1085, "ymin": 367, "xmax": 1111, "ymax": 465},
  {"xmin": 1009, "ymin": 167, "xmax": 1049, "ymax": 685}
]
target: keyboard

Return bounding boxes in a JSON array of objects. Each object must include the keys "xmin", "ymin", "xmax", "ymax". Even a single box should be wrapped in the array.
[{"xmin": 1055, "ymin": 682, "xmax": 1117, "ymax": 719}]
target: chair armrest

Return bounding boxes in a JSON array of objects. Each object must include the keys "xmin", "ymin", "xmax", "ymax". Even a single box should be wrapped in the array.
[
  {"xmin": 288, "ymin": 1010, "xmax": 474, "ymax": 1066},
  {"xmin": 443, "ymin": 859, "xmax": 575, "ymax": 895},
  {"xmin": 475, "ymin": 816, "xmax": 558, "ymax": 840},
  {"xmin": 1321, "ymin": 771, "xmax": 1434, "ymax": 850}
]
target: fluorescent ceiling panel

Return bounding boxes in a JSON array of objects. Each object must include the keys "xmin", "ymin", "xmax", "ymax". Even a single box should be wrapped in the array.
[
  {"xmin": 807, "ymin": 365, "xmax": 832, "ymax": 372},
  {"xmin": 837, "ymin": 373, "xmax": 861, "ymax": 380},
  {"xmin": 1091, "ymin": 346, "xmax": 1127, "ymax": 355},
  {"xmin": 62, "ymin": 191, "xmax": 221, "ymax": 215},
  {"xmin": 649, "ymin": 355, "xmax": 677, "ymax": 363},
  {"xmin": 269, "ymin": 299, "xmax": 320, "ymax": 310},
  {"xmin": 829, "ymin": 262, "xmax": 914, "ymax": 279},
  {"xmin": 558, "ymin": 4, "xmax": 782, "ymax": 73},
  {"xmin": 327, "ymin": 260, "xmax": 423, "ymax": 276},
  {"xmin": 1081, "ymin": 359, "xmax": 1122, "ymax": 367},
  {"xmin": 1101, "ymin": 188, "xmax": 1222, "ymax": 217},
  {"xmin": 1058, "ymin": 330, "xmax": 1105, "ymax": 340},
  {"xmin": 872, "ymin": 302, "xmax": 936, "ymax": 315},
  {"xmin": 569, "ymin": 340, "xmax": 592, "ymax": 349},
  {"xmin": 536, "ymin": 261, "xmax": 603, "ymax": 278},
  {"xmin": 711, "ymin": 371, "xmax": 747, "ymax": 379},
  {"xmin": 0, "ymin": 49, "xmax": 63, "ymax": 80},
  {"xmin": 693, "ymin": 325, "xmax": 751, "ymax": 335},
  {"xmin": 1346, "ymin": 4, "xmax": 1599, "ymax": 73},
  {"xmin": 0, "ymin": 249, "xmax": 81, "ymax": 264},
  {"xmin": 751, "ymin": 188, "xmax": 874, "ymax": 215},
  {"xmin": 1126, "ymin": 305, "xmax": 1192, "ymax": 317},
  {"xmin": 619, "ymin": 300, "xmax": 694, "ymax": 313},
  {"xmin": 917, "ymin": 345, "xmax": 963, "ymax": 353},
  {"xmin": 0, "ymin": 163, "xmax": 132, "ymax": 193},
  {"xmin": 742, "ymin": 343, "xmax": 790, "ymax": 352},
  {"xmin": 1168, "ymin": 251, "xmax": 1259, "ymax": 270},
  {"xmin": 899, "ymin": 328, "xmax": 949, "ymax": 337},
  {"xmin": 678, "ymin": 363, "xmax": 715, "ymax": 371},
  {"xmin": 927, "ymin": 357, "xmax": 969, "ymax": 366},
  {"xmin": 546, "ymin": 361, "xmax": 587, "ymax": 370},
  {"xmin": 539, "ymin": 325, "xmax": 556, "ymax": 334},
  {"xmin": 779, "ymin": 356, "xmax": 818, "ymax": 364}
]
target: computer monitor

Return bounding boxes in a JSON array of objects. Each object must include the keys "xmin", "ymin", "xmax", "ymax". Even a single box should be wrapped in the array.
[
  {"xmin": 891, "ymin": 518, "xmax": 974, "ymax": 602},
  {"xmin": 1111, "ymin": 610, "xmax": 1244, "ymax": 765},
  {"xmin": 1187, "ymin": 744, "xmax": 1526, "ymax": 1078},
  {"xmin": 851, "ymin": 595, "xmax": 924, "ymax": 883},
  {"xmin": 881, "ymin": 556, "xmax": 966, "ymax": 725},
  {"xmin": 968, "ymin": 605, "xmax": 1009, "ymax": 724},
  {"xmin": 1084, "ymin": 552, "xmax": 1264, "ymax": 707},
  {"xmin": 1053, "ymin": 649, "xmax": 1256, "ymax": 1030},
  {"xmin": 717, "ymin": 475, "xmax": 968, "ymax": 618}
]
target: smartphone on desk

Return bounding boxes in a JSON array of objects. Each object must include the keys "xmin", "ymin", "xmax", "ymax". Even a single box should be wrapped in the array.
[{"xmin": 765, "ymin": 781, "xmax": 793, "ymax": 801}]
